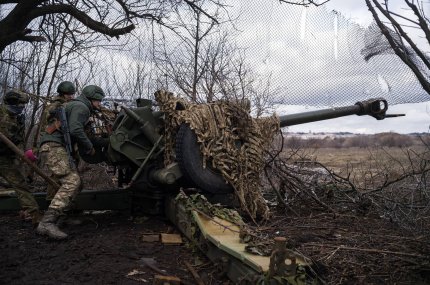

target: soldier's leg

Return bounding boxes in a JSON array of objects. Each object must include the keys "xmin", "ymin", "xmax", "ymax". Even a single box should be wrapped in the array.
[
  {"xmin": 45, "ymin": 179, "xmax": 58, "ymax": 201},
  {"xmin": 0, "ymin": 157, "xmax": 40, "ymax": 223},
  {"xmin": 37, "ymin": 143, "xmax": 81, "ymax": 239},
  {"xmin": 38, "ymin": 147, "xmax": 58, "ymax": 201},
  {"xmin": 49, "ymin": 170, "xmax": 81, "ymax": 213}
]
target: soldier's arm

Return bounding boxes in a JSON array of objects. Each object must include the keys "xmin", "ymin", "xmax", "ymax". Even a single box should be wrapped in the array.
[{"xmin": 67, "ymin": 105, "xmax": 93, "ymax": 154}]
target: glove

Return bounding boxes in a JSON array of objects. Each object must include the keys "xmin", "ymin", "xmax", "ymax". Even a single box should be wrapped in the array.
[{"xmin": 24, "ymin": 149, "xmax": 38, "ymax": 162}]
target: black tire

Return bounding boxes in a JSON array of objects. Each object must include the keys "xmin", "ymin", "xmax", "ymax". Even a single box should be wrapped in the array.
[{"xmin": 175, "ymin": 123, "xmax": 233, "ymax": 194}]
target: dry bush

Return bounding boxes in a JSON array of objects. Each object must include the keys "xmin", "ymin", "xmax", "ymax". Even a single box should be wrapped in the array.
[
  {"xmin": 261, "ymin": 134, "xmax": 430, "ymax": 284},
  {"xmin": 265, "ymin": 133, "xmax": 430, "ymax": 231}
]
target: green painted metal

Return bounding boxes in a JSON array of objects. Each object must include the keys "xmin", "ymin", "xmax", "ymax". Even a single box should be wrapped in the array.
[
  {"xmin": 130, "ymin": 135, "xmax": 164, "ymax": 185},
  {"xmin": 91, "ymin": 97, "xmax": 400, "ymax": 191}
]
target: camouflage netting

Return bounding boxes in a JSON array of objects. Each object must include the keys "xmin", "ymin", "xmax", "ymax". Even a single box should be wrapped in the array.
[
  {"xmin": 175, "ymin": 192, "xmax": 305, "ymax": 262},
  {"xmin": 175, "ymin": 191, "xmax": 244, "ymax": 226},
  {"xmin": 155, "ymin": 90, "xmax": 280, "ymax": 220}
]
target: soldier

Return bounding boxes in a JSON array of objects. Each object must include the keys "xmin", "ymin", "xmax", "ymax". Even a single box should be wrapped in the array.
[
  {"xmin": 0, "ymin": 90, "xmax": 41, "ymax": 225},
  {"xmin": 42, "ymin": 81, "xmax": 76, "ymax": 127},
  {"xmin": 39, "ymin": 81, "xmax": 76, "ymax": 201},
  {"xmin": 36, "ymin": 85, "xmax": 105, "ymax": 239}
]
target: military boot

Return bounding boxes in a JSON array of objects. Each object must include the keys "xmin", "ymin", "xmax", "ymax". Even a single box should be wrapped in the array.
[
  {"xmin": 57, "ymin": 215, "xmax": 83, "ymax": 227},
  {"xmin": 36, "ymin": 209, "xmax": 68, "ymax": 240}
]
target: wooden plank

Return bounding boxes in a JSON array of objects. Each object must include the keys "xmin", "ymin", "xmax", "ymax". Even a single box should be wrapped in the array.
[{"xmin": 160, "ymin": 233, "xmax": 183, "ymax": 244}]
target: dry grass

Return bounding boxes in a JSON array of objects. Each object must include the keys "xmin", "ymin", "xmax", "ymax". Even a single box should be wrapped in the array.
[
  {"xmin": 263, "ymin": 142, "xmax": 430, "ymax": 284},
  {"xmin": 287, "ymin": 145, "xmax": 429, "ymax": 183}
]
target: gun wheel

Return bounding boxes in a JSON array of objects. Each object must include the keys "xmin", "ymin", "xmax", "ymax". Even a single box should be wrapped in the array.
[{"xmin": 175, "ymin": 123, "xmax": 233, "ymax": 194}]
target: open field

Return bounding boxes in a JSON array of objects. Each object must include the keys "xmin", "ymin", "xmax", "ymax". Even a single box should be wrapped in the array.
[{"xmin": 306, "ymin": 145, "xmax": 428, "ymax": 173}]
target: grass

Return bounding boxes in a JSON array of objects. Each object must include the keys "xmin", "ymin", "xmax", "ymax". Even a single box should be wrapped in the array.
[{"xmin": 283, "ymin": 144, "xmax": 429, "ymax": 188}]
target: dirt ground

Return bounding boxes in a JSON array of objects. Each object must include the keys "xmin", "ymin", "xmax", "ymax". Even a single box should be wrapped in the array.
[
  {"xmin": 1, "ymin": 161, "xmax": 430, "ymax": 285},
  {"xmin": 0, "ymin": 164, "xmax": 230, "ymax": 285},
  {"xmin": 0, "ymin": 210, "xmax": 229, "ymax": 285},
  {"xmin": 1, "ymin": 201, "xmax": 429, "ymax": 285}
]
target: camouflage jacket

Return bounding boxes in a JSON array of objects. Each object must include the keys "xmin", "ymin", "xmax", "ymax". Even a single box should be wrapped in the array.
[
  {"xmin": 39, "ymin": 95, "xmax": 67, "ymax": 133},
  {"xmin": 40, "ymin": 95, "xmax": 94, "ymax": 154},
  {"xmin": 0, "ymin": 104, "xmax": 25, "ymax": 155}
]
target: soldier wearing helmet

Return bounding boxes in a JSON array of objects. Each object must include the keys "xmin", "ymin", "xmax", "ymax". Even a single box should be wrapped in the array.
[
  {"xmin": 40, "ymin": 81, "xmax": 76, "ymax": 137},
  {"xmin": 0, "ymin": 90, "xmax": 41, "ymax": 225},
  {"xmin": 38, "ymin": 81, "xmax": 77, "ymax": 202},
  {"xmin": 37, "ymin": 85, "xmax": 105, "ymax": 240},
  {"xmin": 56, "ymin": 81, "xmax": 76, "ymax": 100}
]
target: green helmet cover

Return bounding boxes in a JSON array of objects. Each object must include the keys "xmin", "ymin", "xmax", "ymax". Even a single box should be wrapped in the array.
[
  {"xmin": 3, "ymin": 90, "xmax": 29, "ymax": 105},
  {"xmin": 57, "ymin": 81, "xmax": 76, "ymax": 95},
  {"xmin": 82, "ymin": 85, "xmax": 105, "ymax": 101}
]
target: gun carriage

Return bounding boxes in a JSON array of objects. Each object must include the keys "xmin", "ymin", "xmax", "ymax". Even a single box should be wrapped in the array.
[
  {"xmin": 0, "ymin": 95, "xmax": 402, "ymax": 284},
  {"xmin": 81, "ymin": 97, "xmax": 395, "ymax": 197}
]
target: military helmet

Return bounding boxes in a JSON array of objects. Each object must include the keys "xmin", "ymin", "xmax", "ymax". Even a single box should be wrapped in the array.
[
  {"xmin": 57, "ymin": 81, "xmax": 76, "ymax": 95},
  {"xmin": 3, "ymin": 90, "xmax": 29, "ymax": 105},
  {"xmin": 82, "ymin": 85, "xmax": 105, "ymax": 101}
]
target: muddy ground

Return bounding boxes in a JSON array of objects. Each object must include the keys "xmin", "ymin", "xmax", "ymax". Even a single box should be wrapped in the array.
[
  {"xmin": 0, "ymin": 165, "xmax": 229, "ymax": 285},
  {"xmin": 1, "ymin": 204, "xmax": 429, "ymax": 285},
  {"xmin": 1, "ymin": 164, "xmax": 430, "ymax": 285},
  {"xmin": 0, "ymin": 211, "xmax": 228, "ymax": 285}
]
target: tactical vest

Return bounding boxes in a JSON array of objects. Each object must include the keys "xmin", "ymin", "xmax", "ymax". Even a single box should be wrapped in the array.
[{"xmin": 39, "ymin": 96, "xmax": 66, "ymax": 135}]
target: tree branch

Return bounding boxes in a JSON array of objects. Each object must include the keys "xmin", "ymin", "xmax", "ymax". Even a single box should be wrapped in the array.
[
  {"xmin": 114, "ymin": 0, "xmax": 162, "ymax": 23},
  {"xmin": 0, "ymin": 0, "xmax": 21, "ymax": 4},
  {"xmin": 20, "ymin": 35, "xmax": 46, "ymax": 42},
  {"xmin": 365, "ymin": 0, "xmax": 430, "ymax": 94},
  {"xmin": 183, "ymin": 0, "xmax": 220, "ymax": 24},
  {"xmin": 371, "ymin": 0, "xmax": 430, "ymax": 71},
  {"xmin": 278, "ymin": 0, "xmax": 330, "ymax": 7},
  {"xmin": 28, "ymin": 3, "xmax": 135, "ymax": 38},
  {"xmin": 405, "ymin": 0, "xmax": 430, "ymax": 47}
]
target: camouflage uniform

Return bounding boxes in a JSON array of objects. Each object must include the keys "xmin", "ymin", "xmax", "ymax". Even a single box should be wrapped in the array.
[
  {"xmin": 40, "ymin": 95, "xmax": 68, "ymax": 200},
  {"xmin": 37, "ymin": 85, "xmax": 104, "ymax": 239},
  {"xmin": 0, "ymin": 92, "xmax": 40, "ymax": 222},
  {"xmin": 39, "ymin": 81, "xmax": 76, "ymax": 200},
  {"xmin": 38, "ymin": 143, "xmax": 81, "ymax": 211}
]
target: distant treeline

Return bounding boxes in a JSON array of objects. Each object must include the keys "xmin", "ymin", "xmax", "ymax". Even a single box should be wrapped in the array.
[{"xmin": 284, "ymin": 133, "xmax": 430, "ymax": 148}]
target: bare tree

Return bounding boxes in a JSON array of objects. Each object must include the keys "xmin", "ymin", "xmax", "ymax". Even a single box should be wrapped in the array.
[
  {"xmin": 363, "ymin": 0, "xmax": 430, "ymax": 95},
  {"xmin": 0, "ymin": 0, "xmax": 228, "ymax": 54},
  {"xmin": 153, "ymin": 0, "xmax": 223, "ymax": 102},
  {"xmin": 152, "ymin": 1, "xmax": 275, "ymax": 116},
  {"xmin": 0, "ymin": 10, "xmax": 108, "ymax": 148}
]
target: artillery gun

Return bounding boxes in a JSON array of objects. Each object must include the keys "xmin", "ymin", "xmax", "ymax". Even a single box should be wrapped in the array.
[
  {"xmin": 0, "ymin": 96, "xmax": 402, "ymax": 284},
  {"xmin": 81, "ymin": 97, "xmax": 398, "ymax": 197}
]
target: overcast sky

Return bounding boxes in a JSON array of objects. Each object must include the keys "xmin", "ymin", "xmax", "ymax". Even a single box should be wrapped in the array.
[
  {"xmin": 235, "ymin": 0, "xmax": 430, "ymax": 134},
  {"xmin": 327, "ymin": 0, "xmax": 429, "ymax": 134},
  {"xmin": 285, "ymin": 0, "xmax": 429, "ymax": 134}
]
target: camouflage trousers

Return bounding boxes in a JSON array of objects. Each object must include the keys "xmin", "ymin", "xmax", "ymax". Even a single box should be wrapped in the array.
[
  {"xmin": 39, "ymin": 142, "xmax": 81, "ymax": 213},
  {"xmin": 0, "ymin": 155, "xmax": 39, "ymax": 214}
]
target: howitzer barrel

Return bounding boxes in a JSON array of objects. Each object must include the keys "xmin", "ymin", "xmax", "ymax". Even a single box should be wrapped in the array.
[{"xmin": 279, "ymin": 98, "xmax": 392, "ymax": 128}]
